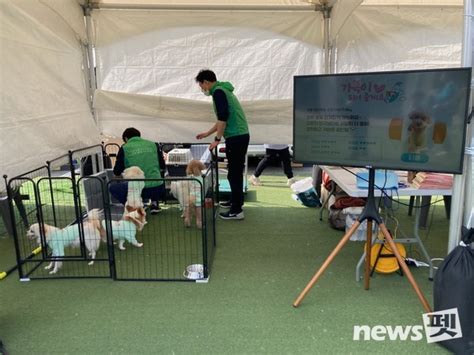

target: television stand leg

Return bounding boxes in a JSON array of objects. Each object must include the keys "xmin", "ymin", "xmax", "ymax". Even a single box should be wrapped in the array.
[{"xmin": 293, "ymin": 168, "xmax": 432, "ymax": 313}]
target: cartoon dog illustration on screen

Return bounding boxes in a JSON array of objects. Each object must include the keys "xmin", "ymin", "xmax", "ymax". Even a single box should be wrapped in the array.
[
  {"xmin": 406, "ymin": 111, "xmax": 432, "ymax": 153},
  {"xmin": 389, "ymin": 113, "xmax": 447, "ymax": 150}
]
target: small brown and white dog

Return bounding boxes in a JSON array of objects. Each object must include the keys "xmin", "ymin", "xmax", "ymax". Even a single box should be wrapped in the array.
[
  {"xmin": 26, "ymin": 209, "xmax": 103, "ymax": 274},
  {"xmin": 407, "ymin": 111, "xmax": 431, "ymax": 153},
  {"xmin": 170, "ymin": 160, "xmax": 206, "ymax": 229},
  {"xmin": 123, "ymin": 166, "xmax": 145, "ymax": 211},
  {"xmin": 101, "ymin": 206, "xmax": 146, "ymax": 250}
]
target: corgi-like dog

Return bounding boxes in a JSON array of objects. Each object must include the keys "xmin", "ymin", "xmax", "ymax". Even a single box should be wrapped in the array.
[
  {"xmin": 102, "ymin": 206, "xmax": 146, "ymax": 250},
  {"xmin": 26, "ymin": 209, "xmax": 103, "ymax": 274}
]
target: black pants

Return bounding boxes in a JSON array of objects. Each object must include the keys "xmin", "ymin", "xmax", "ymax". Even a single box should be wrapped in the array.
[
  {"xmin": 225, "ymin": 134, "xmax": 250, "ymax": 213},
  {"xmin": 254, "ymin": 147, "xmax": 293, "ymax": 179}
]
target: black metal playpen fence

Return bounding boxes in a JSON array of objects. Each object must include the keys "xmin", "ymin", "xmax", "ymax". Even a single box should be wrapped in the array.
[{"xmin": 5, "ymin": 144, "xmax": 218, "ymax": 282}]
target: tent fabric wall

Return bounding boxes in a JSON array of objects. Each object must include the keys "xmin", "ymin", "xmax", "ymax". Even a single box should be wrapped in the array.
[
  {"xmin": 336, "ymin": 5, "xmax": 463, "ymax": 72},
  {"xmin": 94, "ymin": 90, "xmax": 292, "ymax": 125},
  {"xmin": 94, "ymin": 90, "xmax": 293, "ymax": 143},
  {"xmin": 91, "ymin": 1, "xmax": 464, "ymax": 144},
  {"xmin": 92, "ymin": 8, "xmax": 322, "ymax": 47},
  {"xmin": 0, "ymin": 0, "xmax": 100, "ymax": 190},
  {"xmin": 92, "ymin": 9, "xmax": 323, "ymax": 143}
]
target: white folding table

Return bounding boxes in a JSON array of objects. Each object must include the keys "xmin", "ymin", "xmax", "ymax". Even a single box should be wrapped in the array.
[{"xmin": 321, "ymin": 166, "xmax": 452, "ymax": 281}]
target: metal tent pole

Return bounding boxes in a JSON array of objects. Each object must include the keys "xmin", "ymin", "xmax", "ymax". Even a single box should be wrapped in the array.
[
  {"xmin": 83, "ymin": 2, "xmax": 98, "ymax": 124},
  {"xmin": 448, "ymin": 0, "xmax": 473, "ymax": 252},
  {"xmin": 321, "ymin": 3, "xmax": 332, "ymax": 74}
]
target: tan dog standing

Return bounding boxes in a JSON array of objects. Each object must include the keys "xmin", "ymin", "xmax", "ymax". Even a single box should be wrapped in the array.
[{"xmin": 184, "ymin": 160, "xmax": 206, "ymax": 229}]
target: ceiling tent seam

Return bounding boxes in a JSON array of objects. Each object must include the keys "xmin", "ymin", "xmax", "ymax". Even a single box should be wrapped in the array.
[
  {"xmin": 91, "ymin": 4, "xmax": 317, "ymax": 11},
  {"xmin": 38, "ymin": 0, "xmax": 87, "ymax": 44}
]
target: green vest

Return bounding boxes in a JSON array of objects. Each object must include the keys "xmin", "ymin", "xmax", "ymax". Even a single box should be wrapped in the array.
[
  {"xmin": 210, "ymin": 81, "xmax": 249, "ymax": 139},
  {"xmin": 123, "ymin": 137, "xmax": 162, "ymax": 188}
]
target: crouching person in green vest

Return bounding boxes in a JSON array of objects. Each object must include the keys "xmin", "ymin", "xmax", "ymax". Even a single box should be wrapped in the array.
[
  {"xmin": 195, "ymin": 69, "xmax": 249, "ymax": 220},
  {"xmin": 110, "ymin": 127, "xmax": 166, "ymax": 214}
]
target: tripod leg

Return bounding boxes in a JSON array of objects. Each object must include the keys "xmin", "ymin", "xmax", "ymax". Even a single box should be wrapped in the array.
[
  {"xmin": 370, "ymin": 242, "xmax": 384, "ymax": 277},
  {"xmin": 364, "ymin": 220, "xmax": 373, "ymax": 290},
  {"xmin": 378, "ymin": 223, "xmax": 432, "ymax": 313},
  {"xmin": 293, "ymin": 221, "xmax": 361, "ymax": 307}
]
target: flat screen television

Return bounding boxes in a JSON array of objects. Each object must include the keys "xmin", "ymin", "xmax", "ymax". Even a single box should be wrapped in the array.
[{"xmin": 293, "ymin": 68, "xmax": 472, "ymax": 174}]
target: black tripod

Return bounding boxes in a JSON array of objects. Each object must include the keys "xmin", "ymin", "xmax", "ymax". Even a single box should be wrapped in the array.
[
  {"xmin": 370, "ymin": 234, "xmax": 404, "ymax": 277},
  {"xmin": 293, "ymin": 168, "xmax": 432, "ymax": 313}
]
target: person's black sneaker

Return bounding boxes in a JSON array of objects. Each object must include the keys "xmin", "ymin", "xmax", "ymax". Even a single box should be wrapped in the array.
[
  {"xmin": 149, "ymin": 204, "xmax": 162, "ymax": 215},
  {"xmin": 219, "ymin": 200, "xmax": 232, "ymax": 208},
  {"xmin": 219, "ymin": 211, "xmax": 244, "ymax": 220}
]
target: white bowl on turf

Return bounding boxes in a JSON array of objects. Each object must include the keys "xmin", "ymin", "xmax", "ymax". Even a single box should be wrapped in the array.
[{"xmin": 184, "ymin": 264, "xmax": 204, "ymax": 280}]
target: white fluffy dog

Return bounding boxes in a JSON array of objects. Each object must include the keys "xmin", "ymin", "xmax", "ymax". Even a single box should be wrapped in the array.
[
  {"xmin": 101, "ymin": 206, "xmax": 146, "ymax": 250},
  {"xmin": 123, "ymin": 166, "xmax": 145, "ymax": 210},
  {"xmin": 26, "ymin": 209, "xmax": 104, "ymax": 274}
]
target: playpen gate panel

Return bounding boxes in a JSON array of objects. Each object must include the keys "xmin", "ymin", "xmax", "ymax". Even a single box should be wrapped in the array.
[
  {"xmin": 8, "ymin": 177, "xmax": 45, "ymax": 279},
  {"xmin": 12, "ymin": 175, "xmax": 112, "ymax": 280},
  {"xmin": 108, "ymin": 177, "xmax": 207, "ymax": 281}
]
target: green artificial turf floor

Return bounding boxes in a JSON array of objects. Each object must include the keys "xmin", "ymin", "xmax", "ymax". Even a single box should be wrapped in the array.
[{"xmin": 0, "ymin": 170, "xmax": 450, "ymax": 354}]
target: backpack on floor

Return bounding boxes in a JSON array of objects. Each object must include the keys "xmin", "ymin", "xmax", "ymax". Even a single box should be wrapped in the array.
[
  {"xmin": 328, "ymin": 207, "xmax": 345, "ymax": 231},
  {"xmin": 433, "ymin": 227, "xmax": 474, "ymax": 354}
]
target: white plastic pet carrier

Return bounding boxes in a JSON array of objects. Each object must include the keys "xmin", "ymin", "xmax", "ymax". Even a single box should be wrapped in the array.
[
  {"xmin": 166, "ymin": 148, "xmax": 193, "ymax": 165},
  {"xmin": 166, "ymin": 148, "xmax": 193, "ymax": 176}
]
